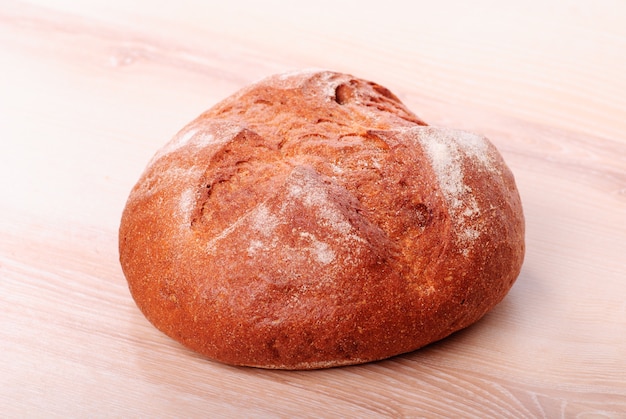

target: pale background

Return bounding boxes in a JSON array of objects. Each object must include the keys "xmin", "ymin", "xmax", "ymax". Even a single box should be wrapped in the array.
[{"xmin": 1, "ymin": 0, "xmax": 625, "ymax": 417}]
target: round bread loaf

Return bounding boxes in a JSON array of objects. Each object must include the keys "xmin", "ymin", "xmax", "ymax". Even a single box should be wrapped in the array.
[{"xmin": 119, "ymin": 70, "xmax": 525, "ymax": 369}]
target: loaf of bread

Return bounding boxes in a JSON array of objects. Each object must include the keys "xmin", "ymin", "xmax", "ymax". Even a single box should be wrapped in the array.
[{"xmin": 119, "ymin": 70, "xmax": 525, "ymax": 369}]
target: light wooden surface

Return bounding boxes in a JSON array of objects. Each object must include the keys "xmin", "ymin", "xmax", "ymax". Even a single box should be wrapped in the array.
[{"xmin": 2, "ymin": 0, "xmax": 625, "ymax": 417}]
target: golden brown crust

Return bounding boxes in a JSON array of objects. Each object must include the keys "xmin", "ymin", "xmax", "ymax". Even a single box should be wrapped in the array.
[{"xmin": 119, "ymin": 70, "xmax": 525, "ymax": 369}]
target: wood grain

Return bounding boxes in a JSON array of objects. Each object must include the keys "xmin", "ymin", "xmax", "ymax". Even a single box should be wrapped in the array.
[{"xmin": 1, "ymin": 0, "xmax": 625, "ymax": 417}]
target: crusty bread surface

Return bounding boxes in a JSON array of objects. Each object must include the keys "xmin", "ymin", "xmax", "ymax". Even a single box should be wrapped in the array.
[{"xmin": 119, "ymin": 70, "xmax": 525, "ymax": 369}]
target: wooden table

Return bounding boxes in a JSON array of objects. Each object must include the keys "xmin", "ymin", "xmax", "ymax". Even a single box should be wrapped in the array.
[{"xmin": 2, "ymin": 1, "xmax": 625, "ymax": 416}]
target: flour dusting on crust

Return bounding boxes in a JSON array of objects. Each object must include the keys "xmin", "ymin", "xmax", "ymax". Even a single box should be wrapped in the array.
[
  {"xmin": 285, "ymin": 166, "xmax": 364, "ymax": 244},
  {"xmin": 417, "ymin": 127, "xmax": 496, "ymax": 247},
  {"xmin": 150, "ymin": 121, "xmax": 243, "ymax": 164},
  {"xmin": 251, "ymin": 204, "xmax": 280, "ymax": 237}
]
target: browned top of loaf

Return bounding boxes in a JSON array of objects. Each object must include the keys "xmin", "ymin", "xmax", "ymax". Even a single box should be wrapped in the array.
[{"xmin": 119, "ymin": 70, "xmax": 525, "ymax": 369}]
